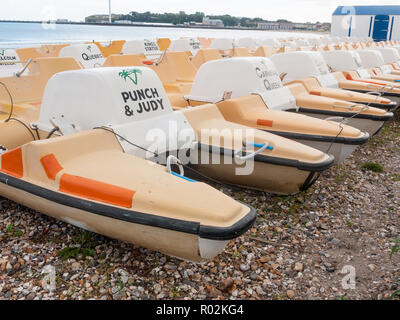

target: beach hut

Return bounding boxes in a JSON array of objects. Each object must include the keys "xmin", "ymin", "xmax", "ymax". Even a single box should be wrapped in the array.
[{"xmin": 331, "ymin": 5, "xmax": 400, "ymax": 41}]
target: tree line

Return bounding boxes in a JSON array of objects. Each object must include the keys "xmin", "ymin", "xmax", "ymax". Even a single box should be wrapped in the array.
[{"xmin": 118, "ymin": 11, "xmax": 280, "ymax": 27}]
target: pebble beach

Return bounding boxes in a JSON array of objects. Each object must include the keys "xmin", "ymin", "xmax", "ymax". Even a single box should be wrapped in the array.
[{"xmin": 0, "ymin": 119, "xmax": 399, "ymax": 301}]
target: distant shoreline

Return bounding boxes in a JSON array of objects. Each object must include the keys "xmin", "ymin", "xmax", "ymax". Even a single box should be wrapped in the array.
[{"xmin": 0, "ymin": 20, "xmax": 326, "ymax": 33}]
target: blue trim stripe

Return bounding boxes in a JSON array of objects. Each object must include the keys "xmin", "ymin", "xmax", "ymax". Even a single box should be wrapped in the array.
[
  {"xmin": 171, "ymin": 171, "xmax": 196, "ymax": 182},
  {"xmin": 333, "ymin": 6, "xmax": 400, "ymax": 16},
  {"xmin": 368, "ymin": 16, "xmax": 373, "ymax": 37},
  {"xmin": 389, "ymin": 16, "xmax": 395, "ymax": 40},
  {"xmin": 348, "ymin": 16, "xmax": 353, "ymax": 37},
  {"xmin": 251, "ymin": 143, "xmax": 274, "ymax": 151}
]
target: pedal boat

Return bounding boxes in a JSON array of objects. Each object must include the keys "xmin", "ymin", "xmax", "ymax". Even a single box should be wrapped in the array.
[
  {"xmin": 168, "ymin": 38, "xmax": 202, "ymax": 57},
  {"xmin": 0, "ymin": 130, "xmax": 256, "ymax": 262},
  {"xmin": 59, "ymin": 44, "xmax": 106, "ymax": 69},
  {"xmin": 0, "ymin": 57, "xmax": 81, "ymax": 123},
  {"xmin": 16, "ymin": 44, "xmax": 69, "ymax": 61},
  {"xmin": 371, "ymin": 48, "xmax": 400, "ymax": 76},
  {"xmin": 0, "ymin": 49, "xmax": 30, "ymax": 78},
  {"xmin": 184, "ymin": 57, "xmax": 382, "ymax": 139},
  {"xmin": 91, "ymin": 40, "xmax": 126, "ymax": 58},
  {"xmin": 0, "ymin": 67, "xmax": 334, "ymax": 195},
  {"xmin": 321, "ymin": 50, "xmax": 400, "ymax": 109},
  {"xmin": 102, "ymin": 51, "xmax": 198, "ymax": 108},
  {"xmin": 268, "ymin": 51, "xmax": 398, "ymax": 110},
  {"xmin": 101, "ymin": 52, "xmax": 393, "ymax": 133},
  {"xmin": 186, "ymin": 94, "xmax": 369, "ymax": 164},
  {"xmin": 267, "ymin": 52, "xmax": 393, "ymax": 133},
  {"xmin": 121, "ymin": 39, "xmax": 164, "ymax": 60},
  {"xmin": 356, "ymin": 49, "xmax": 400, "ymax": 85}
]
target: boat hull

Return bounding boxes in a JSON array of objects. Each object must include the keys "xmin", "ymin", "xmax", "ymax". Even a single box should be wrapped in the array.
[
  {"xmin": 295, "ymin": 110, "xmax": 385, "ymax": 136},
  {"xmin": 0, "ymin": 175, "xmax": 245, "ymax": 262},
  {"xmin": 349, "ymin": 90, "xmax": 400, "ymax": 111},
  {"xmin": 190, "ymin": 147, "xmax": 332, "ymax": 195},
  {"xmin": 258, "ymin": 129, "xmax": 368, "ymax": 165},
  {"xmin": 293, "ymin": 139, "xmax": 359, "ymax": 164}
]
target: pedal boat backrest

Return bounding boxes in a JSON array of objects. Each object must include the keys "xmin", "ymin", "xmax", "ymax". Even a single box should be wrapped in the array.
[
  {"xmin": 187, "ymin": 57, "xmax": 296, "ymax": 111},
  {"xmin": 168, "ymin": 38, "xmax": 202, "ymax": 56},
  {"xmin": 210, "ymin": 38, "xmax": 235, "ymax": 55},
  {"xmin": 356, "ymin": 50, "xmax": 386, "ymax": 69},
  {"xmin": 122, "ymin": 39, "xmax": 162, "ymax": 60},
  {"xmin": 0, "ymin": 49, "xmax": 26, "ymax": 77},
  {"xmin": 34, "ymin": 67, "xmax": 195, "ymax": 159},
  {"xmin": 269, "ymin": 51, "xmax": 339, "ymax": 88},
  {"xmin": 191, "ymin": 49, "xmax": 222, "ymax": 69},
  {"xmin": 373, "ymin": 48, "xmax": 400, "ymax": 65},
  {"xmin": 321, "ymin": 50, "xmax": 372, "ymax": 79},
  {"xmin": 59, "ymin": 44, "xmax": 105, "ymax": 69}
]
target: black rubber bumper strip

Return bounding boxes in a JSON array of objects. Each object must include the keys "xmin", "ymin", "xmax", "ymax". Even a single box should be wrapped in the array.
[
  {"xmin": 199, "ymin": 202, "xmax": 257, "ymax": 240},
  {"xmin": 348, "ymin": 90, "xmax": 400, "ymax": 110},
  {"xmin": 349, "ymin": 99, "xmax": 398, "ymax": 111},
  {"xmin": 364, "ymin": 102, "xmax": 398, "ymax": 111},
  {"xmin": 263, "ymin": 130, "xmax": 370, "ymax": 145},
  {"xmin": 349, "ymin": 89, "xmax": 400, "ymax": 98},
  {"xmin": 197, "ymin": 144, "xmax": 335, "ymax": 172},
  {"xmin": 294, "ymin": 107, "xmax": 394, "ymax": 121},
  {"xmin": 0, "ymin": 172, "xmax": 256, "ymax": 241},
  {"xmin": 381, "ymin": 92, "xmax": 400, "ymax": 99},
  {"xmin": 373, "ymin": 122, "xmax": 385, "ymax": 137}
]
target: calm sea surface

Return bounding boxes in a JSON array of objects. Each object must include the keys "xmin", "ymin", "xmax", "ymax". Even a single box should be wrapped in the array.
[{"xmin": 0, "ymin": 22, "xmax": 319, "ymax": 48}]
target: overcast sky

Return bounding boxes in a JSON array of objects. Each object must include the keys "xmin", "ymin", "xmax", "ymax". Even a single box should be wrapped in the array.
[{"xmin": 1, "ymin": 0, "xmax": 399, "ymax": 23}]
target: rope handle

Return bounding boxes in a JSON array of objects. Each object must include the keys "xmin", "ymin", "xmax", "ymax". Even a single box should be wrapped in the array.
[
  {"xmin": 331, "ymin": 102, "xmax": 366, "ymax": 110},
  {"xmin": 166, "ymin": 155, "xmax": 184, "ymax": 176},
  {"xmin": 234, "ymin": 141, "xmax": 273, "ymax": 161},
  {"xmin": 147, "ymin": 51, "xmax": 167, "ymax": 66},
  {"xmin": 366, "ymin": 84, "xmax": 395, "ymax": 93},
  {"xmin": 365, "ymin": 91, "xmax": 381, "ymax": 96},
  {"xmin": 0, "ymin": 59, "xmax": 36, "ymax": 65},
  {"xmin": 325, "ymin": 116, "xmax": 346, "ymax": 123},
  {"xmin": 15, "ymin": 59, "xmax": 33, "ymax": 77}
]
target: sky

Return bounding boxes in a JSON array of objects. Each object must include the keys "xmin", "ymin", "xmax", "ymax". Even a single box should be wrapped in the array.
[{"xmin": 1, "ymin": 0, "xmax": 400, "ymax": 23}]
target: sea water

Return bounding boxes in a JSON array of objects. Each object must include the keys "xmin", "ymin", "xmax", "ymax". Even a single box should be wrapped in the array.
[{"xmin": 0, "ymin": 21, "xmax": 319, "ymax": 48}]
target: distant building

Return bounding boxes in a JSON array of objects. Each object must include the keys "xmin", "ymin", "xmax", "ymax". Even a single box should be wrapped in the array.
[
  {"xmin": 85, "ymin": 14, "xmax": 122, "ymax": 23},
  {"xmin": 314, "ymin": 22, "xmax": 331, "ymax": 32},
  {"xmin": 257, "ymin": 22, "xmax": 293, "ymax": 30},
  {"xmin": 115, "ymin": 20, "xmax": 133, "ymax": 24},
  {"xmin": 202, "ymin": 17, "xmax": 224, "ymax": 27},
  {"xmin": 293, "ymin": 22, "xmax": 313, "ymax": 30},
  {"xmin": 56, "ymin": 19, "xmax": 69, "ymax": 23},
  {"xmin": 257, "ymin": 22, "xmax": 279, "ymax": 30},
  {"xmin": 331, "ymin": 5, "xmax": 400, "ymax": 41}
]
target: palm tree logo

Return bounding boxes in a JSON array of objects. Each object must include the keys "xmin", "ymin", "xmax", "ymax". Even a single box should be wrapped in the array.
[
  {"xmin": 118, "ymin": 69, "xmax": 142, "ymax": 85},
  {"xmin": 87, "ymin": 45, "xmax": 92, "ymax": 52},
  {"xmin": 0, "ymin": 50, "xmax": 5, "ymax": 56}
]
